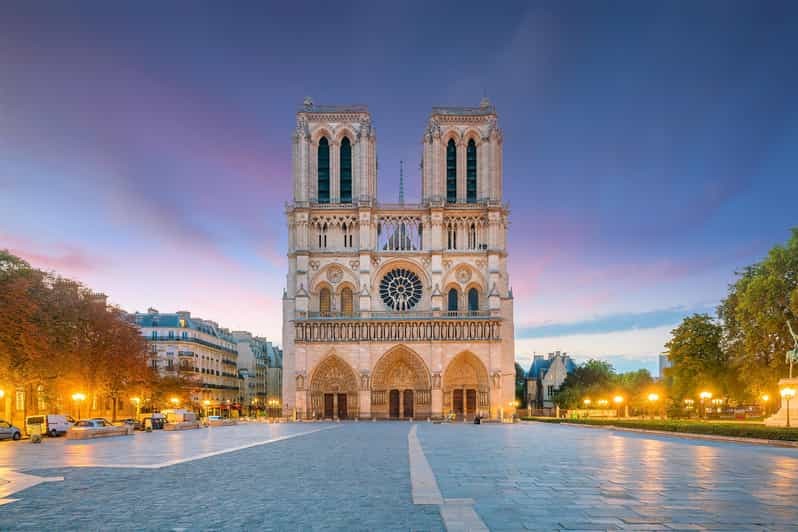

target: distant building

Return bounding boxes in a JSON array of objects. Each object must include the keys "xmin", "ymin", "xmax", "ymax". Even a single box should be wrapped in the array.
[
  {"xmin": 658, "ymin": 354, "xmax": 671, "ymax": 378},
  {"xmin": 134, "ymin": 309, "xmax": 242, "ymax": 416},
  {"xmin": 233, "ymin": 331, "xmax": 270, "ymax": 415},
  {"xmin": 526, "ymin": 351, "xmax": 576, "ymax": 411}
]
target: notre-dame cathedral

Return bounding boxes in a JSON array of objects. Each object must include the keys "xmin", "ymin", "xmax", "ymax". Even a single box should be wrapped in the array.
[{"xmin": 282, "ymin": 97, "xmax": 515, "ymax": 419}]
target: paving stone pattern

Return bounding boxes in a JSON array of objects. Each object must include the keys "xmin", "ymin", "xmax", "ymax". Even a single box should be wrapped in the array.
[
  {"xmin": 2, "ymin": 421, "xmax": 798, "ymax": 530},
  {"xmin": 417, "ymin": 422, "xmax": 798, "ymax": 531}
]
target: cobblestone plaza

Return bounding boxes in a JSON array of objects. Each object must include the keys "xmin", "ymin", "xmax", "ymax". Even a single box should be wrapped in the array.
[{"xmin": 1, "ymin": 422, "xmax": 797, "ymax": 530}]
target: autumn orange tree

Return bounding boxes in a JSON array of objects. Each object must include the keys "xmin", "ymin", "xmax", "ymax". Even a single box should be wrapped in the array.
[{"xmin": 0, "ymin": 250, "xmax": 154, "ymax": 419}]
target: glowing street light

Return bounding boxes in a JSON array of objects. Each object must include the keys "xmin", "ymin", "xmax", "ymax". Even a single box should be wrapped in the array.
[
  {"xmin": 170, "ymin": 397, "xmax": 180, "ymax": 407},
  {"xmin": 647, "ymin": 393, "xmax": 660, "ymax": 419},
  {"xmin": 131, "ymin": 396, "xmax": 141, "ymax": 418},
  {"xmin": 597, "ymin": 399, "xmax": 609, "ymax": 407},
  {"xmin": 780, "ymin": 387, "xmax": 796, "ymax": 428},
  {"xmin": 699, "ymin": 391, "xmax": 712, "ymax": 419},
  {"xmin": 761, "ymin": 394, "xmax": 770, "ymax": 416},
  {"xmin": 72, "ymin": 392, "xmax": 86, "ymax": 419},
  {"xmin": 0, "ymin": 389, "xmax": 5, "ymax": 399},
  {"xmin": 583, "ymin": 399, "xmax": 592, "ymax": 407}
]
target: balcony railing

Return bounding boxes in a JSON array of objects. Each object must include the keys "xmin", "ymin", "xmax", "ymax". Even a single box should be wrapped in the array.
[
  {"xmin": 148, "ymin": 336, "xmax": 237, "ymax": 354},
  {"xmin": 296, "ymin": 309, "xmax": 494, "ymax": 321}
]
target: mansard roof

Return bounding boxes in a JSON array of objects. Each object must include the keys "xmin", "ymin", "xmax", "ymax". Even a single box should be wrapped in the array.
[{"xmin": 526, "ymin": 354, "xmax": 576, "ymax": 380}]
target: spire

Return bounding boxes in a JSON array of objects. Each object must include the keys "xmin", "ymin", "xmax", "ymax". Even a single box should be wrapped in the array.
[{"xmin": 399, "ymin": 159, "xmax": 405, "ymax": 204}]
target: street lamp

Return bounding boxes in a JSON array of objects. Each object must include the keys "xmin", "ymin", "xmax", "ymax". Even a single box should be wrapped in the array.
[
  {"xmin": 583, "ymin": 399, "xmax": 592, "ymax": 408},
  {"xmin": 761, "ymin": 394, "xmax": 770, "ymax": 417},
  {"xmin": 131, "ymin": 397, "xmax": 141, "ymax": 419},
  {"xmin": 780, "ymin": 387, "xmax": 796, "ymax": 428},
  {"xmin": 699, "ymin": 391, "xmax": 712, "ymax": 419},
  {"xmin": 170, "ymin": 397, "xmax": 180, "ymax": 407},
  {"xmin": 72, "ymin": 392, "xmax": 86, "ymax": 419},
  {"xmin": 203, "ymin": 399, "xmax": 211, "ymax": 419},
  {"xmin": 613, "ymin": 395, "xmax": 624, "ymax": 417},
  {"xmin": 647, "ymin": 393, "xmax": 660, "ymax": 419}
]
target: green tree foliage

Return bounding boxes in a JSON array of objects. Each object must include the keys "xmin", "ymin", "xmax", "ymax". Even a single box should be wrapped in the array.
[
  {"xmin": 718, "ymin": 228, "xmax": 798, "ymax": 397},
  {"xmin": 664, "ymin": 314, "xmax": 734, "ymax": 400},
  {"xmin": 515, "ymin": 362, "xmax": 526, "ymax": 405},
  {"xmin": 552, "ymin": 359, "xmax": 653, "ymax": 410}
]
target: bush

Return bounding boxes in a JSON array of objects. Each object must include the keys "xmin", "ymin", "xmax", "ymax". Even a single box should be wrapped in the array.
[{"xmin": 521, "ymin": 417, "xmax": 798, "ymax": 441}]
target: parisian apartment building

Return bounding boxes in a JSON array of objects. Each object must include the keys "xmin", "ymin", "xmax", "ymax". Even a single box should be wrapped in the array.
[{"xmin": 134, "ymin": 309, "xmax": 282, "ymax": 416}]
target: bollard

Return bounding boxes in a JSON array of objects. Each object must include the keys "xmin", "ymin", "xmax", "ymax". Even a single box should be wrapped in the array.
[{"xmin": 31, "ymin": 433, "xmax": 42, "ymax": 444}]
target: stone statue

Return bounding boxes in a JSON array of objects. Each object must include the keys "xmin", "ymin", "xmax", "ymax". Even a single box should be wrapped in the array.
[{"xmin": 787, "ymin": 320, "xmax": 798, "ymax": 378}]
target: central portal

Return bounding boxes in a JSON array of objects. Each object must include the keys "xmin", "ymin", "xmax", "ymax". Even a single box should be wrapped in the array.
[{"xmin": 370, "ymin": 345, "xmax": 432, "ymax": 419}]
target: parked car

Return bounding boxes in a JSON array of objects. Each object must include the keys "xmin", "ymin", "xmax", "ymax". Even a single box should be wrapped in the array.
[
  {"xmin": 139, "ymin": 413, "xmax": 165, "ymax": 430},
  {"xmin": 90, "ymin": 417, "xmax": 115, "ymax": 426},
  {"xmin": 71, "ymin": 419, "xmax": 113, "ymax": 430},
  {"xmin": 26, "ymin": 414, "xmax": 74, "ymax": 437},
  {"xmin": 0, "ymin": 420, "xmax": 23, "ymax": 440},
  {"xmin": 116, "ymin": 418, "xmax": 142, "ymax": 430}
]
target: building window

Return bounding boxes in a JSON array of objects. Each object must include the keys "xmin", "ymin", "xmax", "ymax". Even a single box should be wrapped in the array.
[
  {"xmin": 168, "ymin": 330, "xmax": 174, "ymax": 339},
  {"xmin": 468, "ymin": 288, "xmax": 479, "ymax": 312},
  {"xmin": 340, "ymin": 137, "xmax": 352, "ymax": 203},
  {"xmin": 447, "ymin": 288, "xmax": 459, "ymax": 312},
  {"xmin": 317, "ymin": 137, "xmax": 330, "ymax": 203},
  {"xmin": 167, "ymin": 359, "xmax": 174, "ymax": 370},
  {"xmin": 340, "ymin": 287, "xmax": 353, "ymax": 316},
  {"xmin": 151, "ymin": 359, "xmax": 158, "ymax": 370},
  {"xmin": 342, "ymin": 223, "xmax": 354, "ymax": 248},
  {"xmin": 446, "ymin": 139, "xmax": 456, "ymax": 203},
  {"xmin": 447, "ymin": 222, "xmax": 457, "ymax": 250},
  {"xmin": 181, "ymin": 331, "xmax": 188, "ymax": 339},
  {"xmin": 468, "ymin": 223, "xmax": 476, "ymax": 249},
  {"xmin": 318, "ymin": 223, "xmax": 328, "ymax": 249},
  {"xmin": 15, "ymin": 390, "xmax": 24, "ymax": 411},
  {"xmin": 151, "ymin": 330, "xmax": 158, "ymax": 340},
  {"xmin": 319, "ymin": 287, "xmax": 331, "ymax": 316},
  {"xmin": 466, "ymin": 139, "xmax": 477, "ymax": 203},
  {"xmin": 547, "ymin": 385, "xmax": 555, "ymax": 399}
]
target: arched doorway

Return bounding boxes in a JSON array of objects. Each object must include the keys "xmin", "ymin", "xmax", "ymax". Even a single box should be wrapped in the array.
[
  {"xmin": 309, "ymin": 354, "xmax": 359, "ymax": 419},
  {"xmin": 371, "ymin": 346, "xmax": 431, "ymax": 419},
  {"xmin": 443, "ymin": 352, "xmax": 490, "ymax": 419}
]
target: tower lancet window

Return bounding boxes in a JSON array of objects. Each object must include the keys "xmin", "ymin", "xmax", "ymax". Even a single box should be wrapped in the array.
[
  {"xmin": 446, "ymin": 139, "xmax": 457, "ymax": 203},
  {"xmin": 318, "ymin": 137, "xmax": 330, "ymax": 203},
  {"xmin": 340, "ymin": 137, "xmax": 352, "ymax": 204},
  {"xmin": 447, "ymin": 288, "xmax": 459, "ymax": 312},
  {"xmin": 468, "ymin": 288, "xmax": 479, "ymax": 312},
  {"xmin": 466, "ymin": 139, "xmax": 477, "ymax": 203}
]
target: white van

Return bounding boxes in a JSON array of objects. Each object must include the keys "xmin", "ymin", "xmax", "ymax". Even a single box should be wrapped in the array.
[{"xmin": 26, "ymin": 414, "xmax": 75, "ymax": 437}]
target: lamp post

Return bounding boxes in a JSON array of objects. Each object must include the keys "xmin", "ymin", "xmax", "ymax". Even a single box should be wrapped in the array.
[
  {"xmin": 647, "ymin": 393, "xmax": 660, "ymax": 419},
  {"xmin": 761, "ymin": 394, "xmax": 770, "ymax": 417},
  {"xmin": 72, "ymin": 393, "xmax": 86, "ymax": 419},
  {"xmin": 170, "ymin": 397, "xmax": 180, "ymax": 408},
  {"xmin": 699, "ymin": 391, "xmax": 712, "ymax": 420},
  {"xmin": 683, "ymin": 399, "xmax": 694, "ymax": 418},
  {"xmin": 203, "ymin": 399, "xmax": 210, "ymax": 420},
  {"xmin": 131, "ymin": 397, "xmax": 141, "ymax": 419},
  {"xmin": 780, "ymin": 387, "xmax": 796, "ymax": 428},
  {"xmin": 613, "ymin": 395, "xmax": 624, "ymax": 418}
]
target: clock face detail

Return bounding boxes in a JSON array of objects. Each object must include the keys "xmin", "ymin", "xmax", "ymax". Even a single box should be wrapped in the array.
[{"xmin": 380, "ymin": 268, "xmax": 422, "ymax": 311}]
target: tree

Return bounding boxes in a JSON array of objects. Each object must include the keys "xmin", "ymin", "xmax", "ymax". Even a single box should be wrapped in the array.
[
  {"xmin": 664, "ymin": 314, "xmax": 734, "ymax": 400},
  {"xmin": 515, "ymin": 362, "xmax": 526, "ymax": 406},
  {"xmin": 553, "ymin": 359, "xmax": 614, "ymax": 409},
  {"xmin": 719, "ymin": 228, "xmax": 798, "ymax": 397}
]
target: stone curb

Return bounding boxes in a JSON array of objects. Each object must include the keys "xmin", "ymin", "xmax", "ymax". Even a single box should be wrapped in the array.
[{"xmin": 523, "ymin": 420, "xmax": 798, "ymax": 448}]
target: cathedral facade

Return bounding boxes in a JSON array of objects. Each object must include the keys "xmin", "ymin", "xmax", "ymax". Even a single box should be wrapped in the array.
[{"xmin": 282, "ymin": 98, "xmax": 515, "ymax": 419}]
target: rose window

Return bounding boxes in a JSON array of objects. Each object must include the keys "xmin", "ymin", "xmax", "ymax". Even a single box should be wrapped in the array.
[{"xmin": 379, "ymin": 268, "xmax": 422, "ymax": 311}]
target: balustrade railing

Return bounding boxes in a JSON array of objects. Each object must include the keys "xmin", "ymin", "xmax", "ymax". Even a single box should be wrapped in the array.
[{"xmin": 296, "ymin": 309, "xmax": 493, "ymax": 320}]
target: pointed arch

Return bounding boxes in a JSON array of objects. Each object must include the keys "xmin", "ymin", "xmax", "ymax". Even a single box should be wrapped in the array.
[
  {"xmin": 309, "ymin": 354, "xmax": 359, "ymax": 419},
  {"xmin": 446, "ymin": 138, "xmax": 457, "ymax": 203},
  {"xmin": 340, "ymin": 137, "xmax": 352, "ymax": 203},
  {"xmin": 466, "ymin": 138, "xmax": 477, "ymax": 203},
  {"xmin": 317, "ymin": 136, "xmax": 330, "ymax": 203},
  {"xmin": 447, "ymin": 287, "xmax": 459, "ymax": 312}
]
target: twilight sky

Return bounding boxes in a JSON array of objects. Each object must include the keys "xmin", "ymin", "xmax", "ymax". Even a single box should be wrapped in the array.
[{"xmin": 2, "ymin": 1, "xmax": 797, "ymax": 374}]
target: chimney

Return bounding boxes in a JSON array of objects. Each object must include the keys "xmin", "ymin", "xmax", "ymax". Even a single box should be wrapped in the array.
[{"xmin": 148, "ymin": 307, "xmax": 159, "ymax": 315}]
